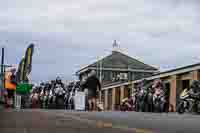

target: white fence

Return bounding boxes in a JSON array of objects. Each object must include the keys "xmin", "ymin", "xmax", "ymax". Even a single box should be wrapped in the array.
[
  {"xmin": 15, "ymin": 95, "xmax": 21, "ymax": 109},
  {"xmin": 74, "ymin": 92, "xmax": 86, "ymax": 111}
]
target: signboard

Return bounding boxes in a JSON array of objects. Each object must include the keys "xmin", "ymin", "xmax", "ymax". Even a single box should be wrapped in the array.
[
  {"xmin": 16, "ymin": 83, "xmax": 32, "ymax": 94},
  {"xmin": 74, "ymin": 92, "xmax": 85, "ymax": 111}
]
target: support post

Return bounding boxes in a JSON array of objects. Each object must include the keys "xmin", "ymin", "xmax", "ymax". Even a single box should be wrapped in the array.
[
  {"xmin": 120, "ymin": 86, "xmax": 125, "ymax": 104},
  {"xmin": 104, "ymin": 90, "xmax": 108, "ymax": 110},
  {"xmin": 170, "ymin": 75, "xmax": 177, "ymax": 112},
  {"xmin": 191, "ymin": 70, "xmax": 199, "ymax": 81},
  {"xmin": 112, "ymin": 88, "xmax": 116, "ymax": 110},
  {"xmin": 0, "ymin": 47, "xmax": 4, "ymax": 100}
]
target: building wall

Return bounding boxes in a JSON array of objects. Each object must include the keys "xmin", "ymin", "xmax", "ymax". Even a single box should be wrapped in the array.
[
  {"xmin": 133, "ymin": 72, "xmax": 154, "ymax": 80},
  {"xmin": 102, "ymin": 69, "xmax": 200, "ymax": 112}
]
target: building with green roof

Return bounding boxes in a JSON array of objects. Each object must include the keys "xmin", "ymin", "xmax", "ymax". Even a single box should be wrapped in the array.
[{"xmin": 76, "ymin": 41, "xmax": 159, "ymax": 87}]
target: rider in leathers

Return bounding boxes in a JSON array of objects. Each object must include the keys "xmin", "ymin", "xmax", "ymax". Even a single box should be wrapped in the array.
[
  {"xmin": 153, "ymin": 80, "xmax": 165, "ymax": 98},
  {"xmin": 54, "ymin": 77, "xmax": 65, "ymax": 109},
  {"xmin": 152, "ymin": 79, "xmax": 165, "ymax": 112},
  {"xmin": 190, "ymin": 80, "xmax": 200, "ymax": 98}
]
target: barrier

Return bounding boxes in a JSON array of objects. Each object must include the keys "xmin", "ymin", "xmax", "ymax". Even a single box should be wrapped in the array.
[
  {"xmin": 74, "ymin": 92, "xmax": 86, "ymax": 111},
  {"xmin": 15, "ymin": 95, "xmax": 21, "ymax": 109}
]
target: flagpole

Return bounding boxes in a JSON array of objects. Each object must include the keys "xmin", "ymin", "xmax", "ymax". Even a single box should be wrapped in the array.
[
  {"xmin": 0, "ymin": 47, "xmax": 4, "ymax": 101},
  {"xmin": 98, "ymin": 56, "xmax": 102, "ymax": 104}
]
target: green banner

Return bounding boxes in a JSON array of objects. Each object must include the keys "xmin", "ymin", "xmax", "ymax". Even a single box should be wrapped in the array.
[{"xmin": 16, "ymin": 83, "xmax": 33, "ymax": 94}]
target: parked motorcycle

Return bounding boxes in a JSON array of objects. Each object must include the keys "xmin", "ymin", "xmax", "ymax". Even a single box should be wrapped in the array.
[
  {"xmin": 65, "ymin": 81, "xmax": 78, "ymax": 110},
  {"xmin": 153, "ymin": 92, "xmax": 165, "ymax": 112},
  {"xmin": 120, "ymin": 97, "xmax": 134, "ymax": 111},
  {"xmin": 177, "ymin": 88, "xmax": 200, "ymax": 114},
  {"xmin": 152, "ymin": 80, "xmax": 166, "ymax": 113},
  {"xmin": 30, "ymin": 91, "xmax": 40, "ymax": 108},
  {"xmin": 48, "ymin": 89, "xmax": 56, "ymax": 109},
  {"xmin": 177, "ymin": 88, "xmax": 192, "ymax": 114},
  {"xmin": 147, "ymin": 87, "xmax": 154, "ymax": 112},
  {"xmin": 178, "ymin": 80, "xmax": 200, "ymax": 114},
  {"xmin": 136, "ymin": 88, "xmax": 148, "ymax": 112},
  {"xmin": 135, "ymin": 80, "xmax": 154, "ymax": 112},
  {"xmin": 44, "ymin": 91, "xmax": 49, "ymax": 109},
  {"xmin": 55, "ymin": 84, "xmax": 65, "ymax": 109}
]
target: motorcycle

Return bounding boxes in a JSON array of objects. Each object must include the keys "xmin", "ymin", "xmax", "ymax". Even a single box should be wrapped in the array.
[
  {"xmin": 147, "ymin": 87, "xmax": 154, "ymax": 112},
  {"xmin": 177, "ymin": 88, "xmax": 192, "ymax": 114},
  {"xmin": 153, "ymin": 89, "xmax": 165, "ymax": 112},
  {"xmin": 48, "ymin": 89, "xmax": 57, "ymax": 109},
  {"xmin": 120, "ymin": 97, "xmax": 134, "ymax": 111},
  {"xmin": 67, "ymin": 87, "xmax": 76, "ymax": 110},
  {"xmin": 39, "ymin": 89, "xmax": 49, "ymax": 109},
  {"xmin": 177, "ymin": 89, "xmax": 200, "ymax": 114},
  {"xmin": 55, "ymin": 84, "xmax": 65, "ymax": 109},
  {"xmin": 30, "ymin": 92, "xmax": 40, "ymax": 108},
  {"xmin": 64, "ymin": 90, "xmax": 70, "ymax": 109},
  {"xmin": 136, "ymin": 88, "xmax": 148, "ymax": 112},
  {"xmin": 44, "ymin": 91, "xmax": 49, "ymax": 109}
]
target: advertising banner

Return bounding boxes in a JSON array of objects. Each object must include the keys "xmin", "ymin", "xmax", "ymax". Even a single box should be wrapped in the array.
[{"xmin": 23, "ymin": 44, "xmax": 34, "ymax": 82}]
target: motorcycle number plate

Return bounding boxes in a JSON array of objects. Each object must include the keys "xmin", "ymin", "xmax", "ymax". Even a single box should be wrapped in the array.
[{"xmin": 183, "ymin": 102, "xmax": 187, "ymax": 108}]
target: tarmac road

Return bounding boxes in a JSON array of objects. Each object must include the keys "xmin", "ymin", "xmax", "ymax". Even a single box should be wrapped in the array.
[{"xmin": 0, "ymin": 109, "xmax": 200, "ymax": 133}]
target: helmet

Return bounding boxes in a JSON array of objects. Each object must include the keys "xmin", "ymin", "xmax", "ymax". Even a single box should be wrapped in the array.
[
  {"xmin": 10, "ymin": 68, "xmax": 16, "ymax": 73},
  {"xmin": 90, "ymin": 70, "xmax": 96, "ymax": 76},
  {"xmin": 56, "ymin": 76, "xmax": 62, "ymax": 83},
  {"xmin": 153, "ymin": 79, "xmax": 163, "ymax": 89},
  {"xmin": 51, "ymin": 80, "xmax": 55, "ymax": 83},
  {"xmin": 45, "ymin": 82, "xmax": 50, "ymax": 87},
  {"xmin": 40, "ymin": 82, "xmax": 45, "ymax": 86},
  {"xmin": 191, "ymin": 80, "xmax": 200, "ymax": 90}
]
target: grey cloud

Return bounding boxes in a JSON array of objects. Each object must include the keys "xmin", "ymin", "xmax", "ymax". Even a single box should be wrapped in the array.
[{"xmin": 1, "ymin": 0, "xmax": 200, "ymax": 81}]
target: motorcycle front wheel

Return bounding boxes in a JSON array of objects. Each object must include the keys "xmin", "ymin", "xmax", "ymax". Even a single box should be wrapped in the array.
[
  {"xmin": 153, "ymin": 102, "xmax": 160, "ymax": 113},
  {"xmin": 153, "ymin": 101, "xmax": 165, "ymax": 113},
  {"xmin": 177, "ymin": 101, "xmax": 185, "ymax": 114},
  {"xmin": 56, "ymin": 98, "xmax": 64, "ymax": 109}
]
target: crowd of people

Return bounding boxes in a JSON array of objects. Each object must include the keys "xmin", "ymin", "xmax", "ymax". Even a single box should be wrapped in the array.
[
  {"xmin": 3, "ymin": 67, "xmax": 200, "ymax": 113},
  {"xmin": 120, "ymin": 79, "xmax": 170, "ymax": 112},
  {"xmin": 30, "ymin": 77, "xmax": 69, "ymax": 109},
  {"xmin": 0, "ymin": 68, "xmax": 102, "ymax": 111},
  {"xmin": 121, "ymin": 79, "xmax": 200, "ymax": 113},
  {"xmin": 29, "ymin": 70, "xmax": 101, "ymax": 111}
]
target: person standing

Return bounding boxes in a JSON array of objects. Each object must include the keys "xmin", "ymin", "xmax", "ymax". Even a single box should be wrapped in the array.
[
  {"xmin": 5, "ymin": 68, "xmax": 17, "ymax": 108},
  {"xmin": 82, "ymin": 70, "xmax": 101, "ymax": 111}
]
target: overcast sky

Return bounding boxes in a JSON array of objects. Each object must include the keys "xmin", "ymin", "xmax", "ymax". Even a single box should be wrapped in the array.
[{"xmin": 1, "ymin": 0, "xmax": 200, "ymax": 82}]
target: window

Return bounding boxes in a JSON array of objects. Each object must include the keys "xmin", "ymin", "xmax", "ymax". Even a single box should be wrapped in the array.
[
  {"xmin": 103, "ymin": 71, "xmax": 111, "ymax": 81},
  {"xmin": 112, "ymin": 71, "xmax": 120, "ymax": 81},
  {"xmin": 108, "ymin": 89, "xmax": 112, "ymax": 110},
  {"xmin": 133, "ymin": 72, "xmax": 152, "ymax": 80},
  {"xmin": 143, "ymin": 73, "xmax": 153, "ymax": 78},
  {"xmin": 119, "ymin": 73, "xmax": 128, "ymax": 80},
  {"xmin": 134, "ymin": 72, "xmax": 143, "ymax": 80}
]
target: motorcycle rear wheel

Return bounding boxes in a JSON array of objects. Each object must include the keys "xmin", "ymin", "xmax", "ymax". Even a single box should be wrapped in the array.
[
  {"xmin": 154, "ymin": 101, "xmax": 164, "ymax": 113},
  {"xmin": 57, "ymin": 98, "xmax": 64, "ymax": 109},
  {"xmin": 177, "ymin": 102, "xmax": 185, "ymax": 114},
  {"xmin": 154, "ymin": 103, "xmax": 160, "ymax": 113}
]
